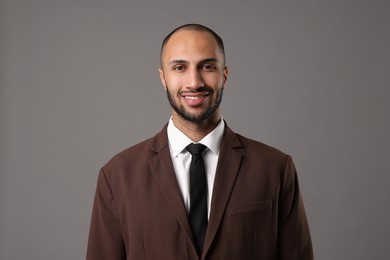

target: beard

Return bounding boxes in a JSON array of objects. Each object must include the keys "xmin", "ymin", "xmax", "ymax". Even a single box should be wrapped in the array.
[{"xmin": 166, "ymin": 85, "xmax": 223, "ymax": 123}]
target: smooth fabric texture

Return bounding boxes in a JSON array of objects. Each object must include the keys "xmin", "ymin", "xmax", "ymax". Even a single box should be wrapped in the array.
[
  {"xmin": 187, "ymin": 143, "xmax": 208, "ymax": 256},
  {"xmin": 86, "ymin": 123, "xmax": 314, "ymax": 260}
]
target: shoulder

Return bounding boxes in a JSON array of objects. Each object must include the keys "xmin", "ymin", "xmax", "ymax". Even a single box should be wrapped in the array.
[
  {"xmin": 107, "ymin": 138, "xmax": 153, "ymax": 166},
  {"xmin": 227, "ymin": 128, "xmax": 291, "ymax": 167},
  {"xmin": 224, "ymin": 124, "xmax": 289, "ymax": 160},
  {"xmin": 102, "ymin": 125, "xmax": 168, "ymax": 176},
  {"xmin": 237, "ymin": 133, "xmax": 287, "ymax": 157}
]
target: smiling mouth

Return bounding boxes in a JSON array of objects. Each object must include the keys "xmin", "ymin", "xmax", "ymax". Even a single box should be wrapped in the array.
[
  {"xmin": 180, "ymin": 90, "xmax": 211, "ymax": 98},
  {"xmin": 182, "ymin": 94, "xmax": 209, "ymax": 99},
  {"xmin": 180, "ymin": 91, "xmax": 211, "ymax": 105}
]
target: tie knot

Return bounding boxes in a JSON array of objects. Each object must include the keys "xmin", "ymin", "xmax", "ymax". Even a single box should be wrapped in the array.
[{"xmin": 186, "ymin": 143, "xmax": 207, "ymax": 156}]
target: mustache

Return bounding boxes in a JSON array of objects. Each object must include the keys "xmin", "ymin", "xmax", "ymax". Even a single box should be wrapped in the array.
[{"xmin": 179, "ymin": 86, "xmax": 213, "ymax": 95}]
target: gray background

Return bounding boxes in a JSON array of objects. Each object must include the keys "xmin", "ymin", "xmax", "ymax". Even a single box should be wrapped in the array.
[{"xmin": 1, "ymin": 0, "xmax": 389, "ymax": 259}]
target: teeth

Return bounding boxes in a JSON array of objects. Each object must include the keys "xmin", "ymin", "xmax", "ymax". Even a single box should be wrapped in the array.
[{"xmin": 185, "ymin": 96, "xmax": 202, "ymax": 100}]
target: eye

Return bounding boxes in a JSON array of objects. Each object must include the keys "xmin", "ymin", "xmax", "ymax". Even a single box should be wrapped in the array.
[
  {"xmin": 202, "ymin": 64, "xmax": 216, "ymax": 71},
  {"xmin": 172, "ymin": 65, "xmax": 185, "ymax": 71}
]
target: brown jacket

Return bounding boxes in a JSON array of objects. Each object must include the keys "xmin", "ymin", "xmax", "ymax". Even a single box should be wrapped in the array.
[{"xmin": 86, "ymin": 124, "xmax": 313, "ymax": 260}]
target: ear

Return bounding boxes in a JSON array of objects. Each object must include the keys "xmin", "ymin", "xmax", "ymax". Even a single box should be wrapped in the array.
[
  {"xmin": 222, "ymin": 66, "xmax": 229, "ymax": 88},
  {"xmin": 159, "ymin": 68, "xmax": 167, "ymax": 90}
]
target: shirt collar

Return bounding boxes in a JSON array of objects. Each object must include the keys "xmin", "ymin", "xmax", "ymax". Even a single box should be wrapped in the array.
[{"xmin": 167, "ymin": 117, "xmax": 225, "ymax": 157}]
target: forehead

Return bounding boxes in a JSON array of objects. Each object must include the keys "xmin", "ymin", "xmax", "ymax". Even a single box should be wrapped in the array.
[{"xmin": 162, "ymin": 30, "xmax": 222, "ymax": 64}]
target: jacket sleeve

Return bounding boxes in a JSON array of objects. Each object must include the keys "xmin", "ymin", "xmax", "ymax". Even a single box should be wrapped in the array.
[
  {"xmin": 86, "ymin": 168, "xmax": 126, "ymax": 260},
  {"xmin": 278, "ymin": 155, "xmax": 314, "ymax": 260}
]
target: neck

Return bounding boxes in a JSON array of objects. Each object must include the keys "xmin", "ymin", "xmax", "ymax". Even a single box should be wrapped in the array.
[{"xmin": 172, "ymin": 112, "xmax": 221, "ymax": 142}]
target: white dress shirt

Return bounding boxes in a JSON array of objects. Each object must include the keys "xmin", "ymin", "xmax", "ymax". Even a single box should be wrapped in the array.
[{"xmin": 167, "ymin": 117, "xmax": 225, "ymax": 219}]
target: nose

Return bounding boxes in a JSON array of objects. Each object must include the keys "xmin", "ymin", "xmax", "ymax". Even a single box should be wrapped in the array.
[{"xmin": 185, "ymin": 68, "xmax": 204, "ymax": 89}]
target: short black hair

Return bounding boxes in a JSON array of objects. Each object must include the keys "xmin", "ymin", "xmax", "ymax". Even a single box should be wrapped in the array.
[{"xmin": 160, "ymin": 24, "xmax": 225, "ymax": 66}]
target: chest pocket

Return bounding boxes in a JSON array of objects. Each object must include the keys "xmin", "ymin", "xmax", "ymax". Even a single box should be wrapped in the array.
[{"xmin": 227, "ymin": 200, "xmax": 272, "ymax": 217}]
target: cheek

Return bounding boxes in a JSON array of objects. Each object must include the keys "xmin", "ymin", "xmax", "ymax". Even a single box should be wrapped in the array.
[
  {"xmin": 202, "ymin": 72, "xmax": 224, "ymax": 84},
  {"xmin": 165, "ymin": 75, "xmax": 183, "ymax": 90},
  {"xmin": 205, "ymin": 76, "xmax": 224, "ymax": 88}
]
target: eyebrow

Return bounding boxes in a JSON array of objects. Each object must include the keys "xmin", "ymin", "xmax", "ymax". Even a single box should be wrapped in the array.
[{"xmin": 168, "ymin": 57, "xmax": 219, "ymax": 66}]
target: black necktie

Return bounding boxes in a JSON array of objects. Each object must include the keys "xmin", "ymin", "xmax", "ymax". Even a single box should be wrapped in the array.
[{"xmin": 186, "ymin": 143, "xmax": 208, "ymax": 256}]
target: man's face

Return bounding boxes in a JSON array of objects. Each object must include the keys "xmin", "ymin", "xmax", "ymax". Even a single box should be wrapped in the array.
[{"xmin": 159, "ymin": 30, "xmax": 228, "ymax": 123}]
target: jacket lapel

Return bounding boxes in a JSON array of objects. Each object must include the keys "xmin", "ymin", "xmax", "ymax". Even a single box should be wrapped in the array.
[
  {"xmin": 202, "ymin": 126, "xmax": 243, "ymax": 259},
  {"xmin": 148, "ymin": 124, "xmax": 243, "ymax": 259},
  {"xmin": 148, "ymin": 126, "xmax": 197, "ymax": 254}
]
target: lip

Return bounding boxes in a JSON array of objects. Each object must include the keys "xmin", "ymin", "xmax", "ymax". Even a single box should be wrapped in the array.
[{"xmin": 180, "ymin": 91, "xmax": 210, "ymax": 106}]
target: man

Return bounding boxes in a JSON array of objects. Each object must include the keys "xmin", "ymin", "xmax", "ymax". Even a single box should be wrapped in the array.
[{"xmin": 87, "ymin": 24, "xmax": 314, "ymax": 260}]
